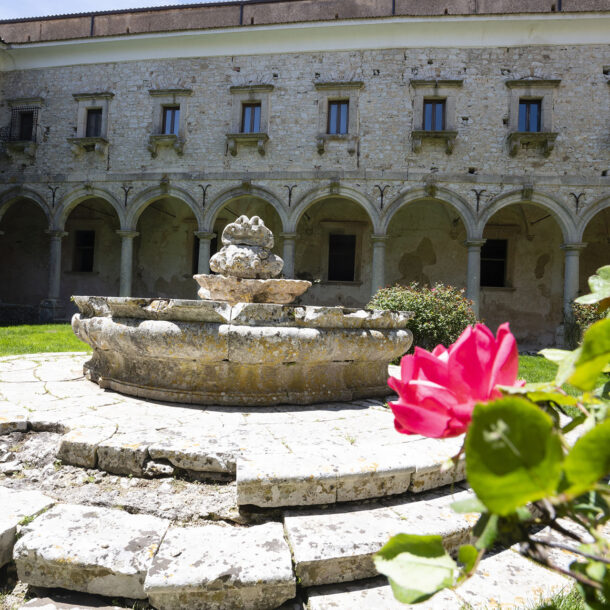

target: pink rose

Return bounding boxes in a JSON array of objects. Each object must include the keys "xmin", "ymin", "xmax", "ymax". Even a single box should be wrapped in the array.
[{"xmin": 388, "ymin": 323, "xmax": 519, "ymax": 438}]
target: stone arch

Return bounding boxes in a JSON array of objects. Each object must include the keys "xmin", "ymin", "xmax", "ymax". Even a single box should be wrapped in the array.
[
  {"xmin": 288, "ymin": 185, "xmax": 379, "ymax": 234},
  {"xmin": 204, "ymin": 185, "xmax": 289, "ymax": 233},
  {"xmin": 0, "ymin": 187, "xmax": 52, "ymax": 227},
  {"xmin": 55, "ymin": 186, "xmax": 126, "ymax": 230},
  {"xmin": 381, "ymin": 185, "xmax": 476, "ymax": 238},
  {"xmin": 576, "ymin": 194, "xmax": 610, "ymax": 242},
  {"xmin": 127, "ymin": 185, "xmax": 204, "ymax": 230},
  {"xmin": 477, "ymin": 189, "xmax": 576, "ymax": 243}
]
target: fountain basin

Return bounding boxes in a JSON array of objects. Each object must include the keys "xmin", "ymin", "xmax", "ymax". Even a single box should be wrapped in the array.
[{"xmin": 72, "ymin": 296, "xmax": 412, "ymax": 406}]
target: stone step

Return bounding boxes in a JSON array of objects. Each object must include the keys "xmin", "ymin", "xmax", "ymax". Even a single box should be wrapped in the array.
[
  {"xmin": 19, "ymin": 596, "xmax": 124, "ymax": 610},
  {"xmin": 305, "ymin": 549, "xmax": 571, "ymax": 609},
  {"xmin": 13, "ymin": 504, "xmax": 170, "ymax": 600},
  {"xmin": 0, "ymin": 486, "xmax": 54, "ymax": 568},
  {"xmin": 284, "ymin": 487, "xmax": 476, "ymax": 587},
  {"xmin": 144, "ymin": 522, "xmax": 296, "ymax": 609},
  {"xmin": 237, "ymin": 436, "xmax": 466, "ymax": 508}
]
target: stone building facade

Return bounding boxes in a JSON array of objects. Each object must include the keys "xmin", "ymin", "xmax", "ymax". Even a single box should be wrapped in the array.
[{"xmin": 0, "ymin": 0, "xmax": 608, "ymax": 349}]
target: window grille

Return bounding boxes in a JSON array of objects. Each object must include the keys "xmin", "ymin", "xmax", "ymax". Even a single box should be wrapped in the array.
[{"xmin": 9, "ymin": 106, "xmax": 38, "ymax": 142}]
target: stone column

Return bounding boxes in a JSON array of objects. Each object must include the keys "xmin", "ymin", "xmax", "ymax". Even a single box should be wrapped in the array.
[
  {"xmin": 280, "ymin": 233, "xmax": 297, "ymax": 279},
  {"xmin": 46, "ymin": 230, "xmax": 67, "ymax": 301},
  {"xmin": 464, "ymin": 239, "xmax": 486, "ymax": 318},
  {"xmin": 561, "ymin": 242, "xmax": 587, "ymax": 318},
  {"xmin": 194, "ymin": 232, "xmax": 216, "ymax": 275},
  {"xmin": 116, "ymin": 230, "xmax": 139, "ymax": 297},
  {"xmin": 40, "ymin": 230, "xmax": 67, "ymax": 321},
  {"xmin": 370, "ymin": 234, "xmax": 388, "ymax": 297}
]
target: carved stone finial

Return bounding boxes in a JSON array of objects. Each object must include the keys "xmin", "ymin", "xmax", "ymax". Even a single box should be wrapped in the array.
[{"xmin": 210, "ymin": 215, "xmax": 283, "ymax": 279}]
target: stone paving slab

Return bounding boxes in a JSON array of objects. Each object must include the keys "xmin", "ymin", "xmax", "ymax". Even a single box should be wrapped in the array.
[
  {"xmin": 1, "ymin": 353, "xmax": 467, "ymax": 508},
  {"xmin": 306, "ymin": 577, "xmax": 460, "ymax": 609},
  {"xmin": 455, "ymin": 549, "xmax": 571, "ymax": 608},
  {"xmin": 14, "ymin": 504, "xmax": 170, "ymax": 599},
  {"xmin": 0, "ymin": 402, "xmax": 29, "ymax": 434},
  {"xmin": 0, "ymin": 486, "xmax": 55, "ymax": 567},
  {"xmin": 284, "ymin": 488, "xmax": 476, "ymax": 587},
  {"xmin": 20, "ymin": 597, "xmax": 124, "ymax": 609},
  {"xmin": 144, "ymin": 521, "xmax": 296, "ymax": 610}
]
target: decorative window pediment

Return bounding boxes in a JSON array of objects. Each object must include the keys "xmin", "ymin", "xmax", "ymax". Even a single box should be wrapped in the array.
[
  {"xmin": 226, "ymin": 84, "xmax": 273, "ymax": 156},
  {"xmin": 505, "ymin": 79, "xmax": 560, "ymax": 157},
  {"xmin": 68, "ymin": 92, "xmax": 114, "ymax": 156},
  {"xmin": 148, "ymin": 88, "xmax": 192, "ymax": 158},
  {"xmin": 410, "ymin": 79, "xmax": 462, "ymax": 154}
]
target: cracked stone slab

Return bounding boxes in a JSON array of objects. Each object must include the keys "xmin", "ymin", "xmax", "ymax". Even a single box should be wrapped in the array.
[
  {"xmin": 57, "ymin": 417, "xmax": 118, "ymax": 468},
  {"xmin": 455, "ymin": 549, "xmax": 571, "ymax": 608},
  {"xmin": 306, "ymin": 577, "xmax": 460, "ymax": 609},
  {"xmin": 144, "ymin": 521, "xmax": 296, "ymax": 610},
  {"xmin": 0, "ymin": 486, "xmax": 55, "ymax": 567},
  {"xmin": 284, "ymin": 489, "xmax": 476, "ymax": 587},
  {"xmin": 14, "ymin": 504, "xmax": 169, "ymax": 599},
  {"xmin": 238, "ymin": 453, "xmax": 337, "ymax": 507},
  {"xmin": 0, "ymin": 403, "xmax": 30, "ymax": 434}
]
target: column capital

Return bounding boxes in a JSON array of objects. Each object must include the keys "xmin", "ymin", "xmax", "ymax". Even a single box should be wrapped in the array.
[
  {"xmin": 463, "ymin": 239, "xmax": 486, "ymax": 249},
  {"xmin": 371, "ymin": 234, "xmax": 389, "ymax": 243},
  {"xmin": 279, "ymin": 232, "xmax": 298, "ymax": 240},
  {"xmin": 194, "ymin": 231, "xmax": 216, "ymax": 240},
  {"xmin": 116, "ymin": 230, "xmax": 139, "ymax": 239},
  {"xmin": 561, "ymin": 242, "xmax": 587, "ymax": 252},
  {"xmin": 45, "ymin": 230, "xmax": 68, "ymax": 239}
]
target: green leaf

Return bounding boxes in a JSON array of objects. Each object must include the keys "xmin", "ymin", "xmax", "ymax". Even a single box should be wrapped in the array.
[
  {"xmin": 457, "ymin": 544, "xmax": 479, "ymax": 573},
  {"xmin": 540, "ymin": 347, "xmax": 582, "ymax": 386},
  {"xmin": 451, "ymin": 497, "xmax": 486, "ymax": 514},
  {"xmin": 465, "ymin": 398, "xmax": 564, "ymax": 516},
  {"xmin": 563, "ymin": 420, "xmax": 610, "ymax": 498},
  {"xmin": 374, "ymin": 534, "xmax": 457, "ymax": 604},
  {"xmin": 575, "ymin": 265, "xmax": 610, "ymax": 310},
  {"xmin": 472, "ymin": 513, "xmax": 498, "ymax": 550},
  {"xmin": 523, "ymin": 391, "xmax": 579, "ymax": 406},
  {"xmin": 540, "ymin": 348, "xmax": 573, "ymax": 366},
  {"xmin": 570, "ymin": 318, "xmax": 610, "ymax": 391}
]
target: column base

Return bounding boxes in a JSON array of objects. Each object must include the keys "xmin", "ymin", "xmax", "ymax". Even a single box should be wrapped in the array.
[{"xmin": 39, "ymin": 299, "xmax": 66, "ymax": 323}]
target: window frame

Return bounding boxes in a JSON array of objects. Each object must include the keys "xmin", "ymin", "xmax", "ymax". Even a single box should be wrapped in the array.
[
  {"xmin": 85, "ymin": 108, "xmax": 103, "ymax": 138},
  {"xmin": 6, "ymin": 97, "xmax": 43, "ymax": 157},
  {"xmin": 327, "ymin": 100, "xmax": 350, "ymax": 135},
  {"xmin": 241, "ymin": 102, "xmax": 262, "ymax": 134},
  {"xmin": 480, "ymin": 239, "xmax": 508, "ymax": 288},
  {"xmin": 423, "ymin": 99, "xmax": 446, "ymax": 131},
  {"xmin": 162, "ymin": 105, "xmax": 181, "ymax": 136},
  {"xmin": 518, "ymin": 99, "xmax": 542, "ymax": 133},
  {"xmin": 327, "ymin": 233, "xmax": 357, "ymax": 282}
]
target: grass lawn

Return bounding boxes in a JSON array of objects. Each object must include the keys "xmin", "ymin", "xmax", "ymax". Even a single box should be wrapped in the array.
[{"xmin": 0, "ymin": 324, "xmax": 91, "ymax": 357}]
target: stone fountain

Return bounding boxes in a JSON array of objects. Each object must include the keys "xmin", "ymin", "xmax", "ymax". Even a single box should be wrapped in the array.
[{"xmin": 72, "ymin": 216, "xmax": 412, "ymax": 406}]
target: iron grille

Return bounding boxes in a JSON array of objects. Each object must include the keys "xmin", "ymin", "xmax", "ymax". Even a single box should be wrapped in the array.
[{"xmin": 9, "ymin": 106, "xmax": 38, "ymax": 142}]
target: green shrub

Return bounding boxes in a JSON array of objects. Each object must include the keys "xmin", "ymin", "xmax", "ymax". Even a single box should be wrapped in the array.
[
  {"xmin": 367, "ymin": 282, "xmax": 477, "ymax": 352},
  {"xmin": 565, "ymin": 302, "xmax": 606, "ymax": 348}
]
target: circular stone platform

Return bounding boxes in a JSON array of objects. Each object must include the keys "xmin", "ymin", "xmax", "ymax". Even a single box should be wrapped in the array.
[{"xmin": 71, "ymin": 296, "xmax": 412, "ymax": 406}]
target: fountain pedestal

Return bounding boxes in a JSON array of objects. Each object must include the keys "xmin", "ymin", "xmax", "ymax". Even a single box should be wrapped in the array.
[{"xmin": 72, "ymin": 297, "xmax": 412, "ymax": 406}]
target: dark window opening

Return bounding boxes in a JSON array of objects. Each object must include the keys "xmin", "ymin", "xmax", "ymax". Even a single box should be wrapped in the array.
[
  {"xmin": 73, "ymin": 230, "xmax": 95, "ymax": 272},
  {"xmin": 18, "ymin": 111, "xmax": 34, "ymax": 141},
  {"xmin": 481, "ymin": 239, "xmax": 507, "ymax": 288},
  {"xmin": 162, "ymin": 106, "xmax": 180, "ymax": 136},
  {"xmin": 85, "ymin": 108, "xmax": 103, "ymax": 138},
  {"xmin": 241, "ymin": 103, "xmax": 261, "ymax": 133},
  {"xmin": 328, "ymin": 234, "xmax": 356, "ymax": 281},
  {"xmin": 518, "ymin": 100, "xmax": 541, "ymax": 132},
  {"xmin": 423, "ymin": 99, "xmax": 445, "ymax": 131},
  {"xmin": 327, "ymin": 100, "xmax": 349, "ymax": 135}
]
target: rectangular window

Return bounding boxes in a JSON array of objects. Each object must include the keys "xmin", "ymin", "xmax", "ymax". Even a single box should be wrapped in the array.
[
  {"xmin": 423, "ymin": 99, "xmax": 445, "ymax": 131},
  {"xmin": 481, "ymin": 239, "xmax": 508, "ymax": 288},
  {"xmin": 327, "ymin": 100, "xmax": 349, "ymax": 135},
  {"xmin": 85, "ymin": 108, "xmax": 103, "ymax": 138},
  {"xmin": 328, "ymin": 234, "xmax": 356, "ymax": 281},
  {"xmin": 18, "ymin": 111, "xmax": 35, "ymax": 141},
  {"xmin": 241, "ymin": 103, "xmax": 261, "ymax": 133},
  {"xmin": 518, "ymin": 100, "xmax": 541, "ymax": 132},
  {"xmin": 162, "ymin": 106, "xmax": 180, "ymax": 136},
  {"xmin": 73, "ymin": 230, "xmax": 95, "ymax": 273}
]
